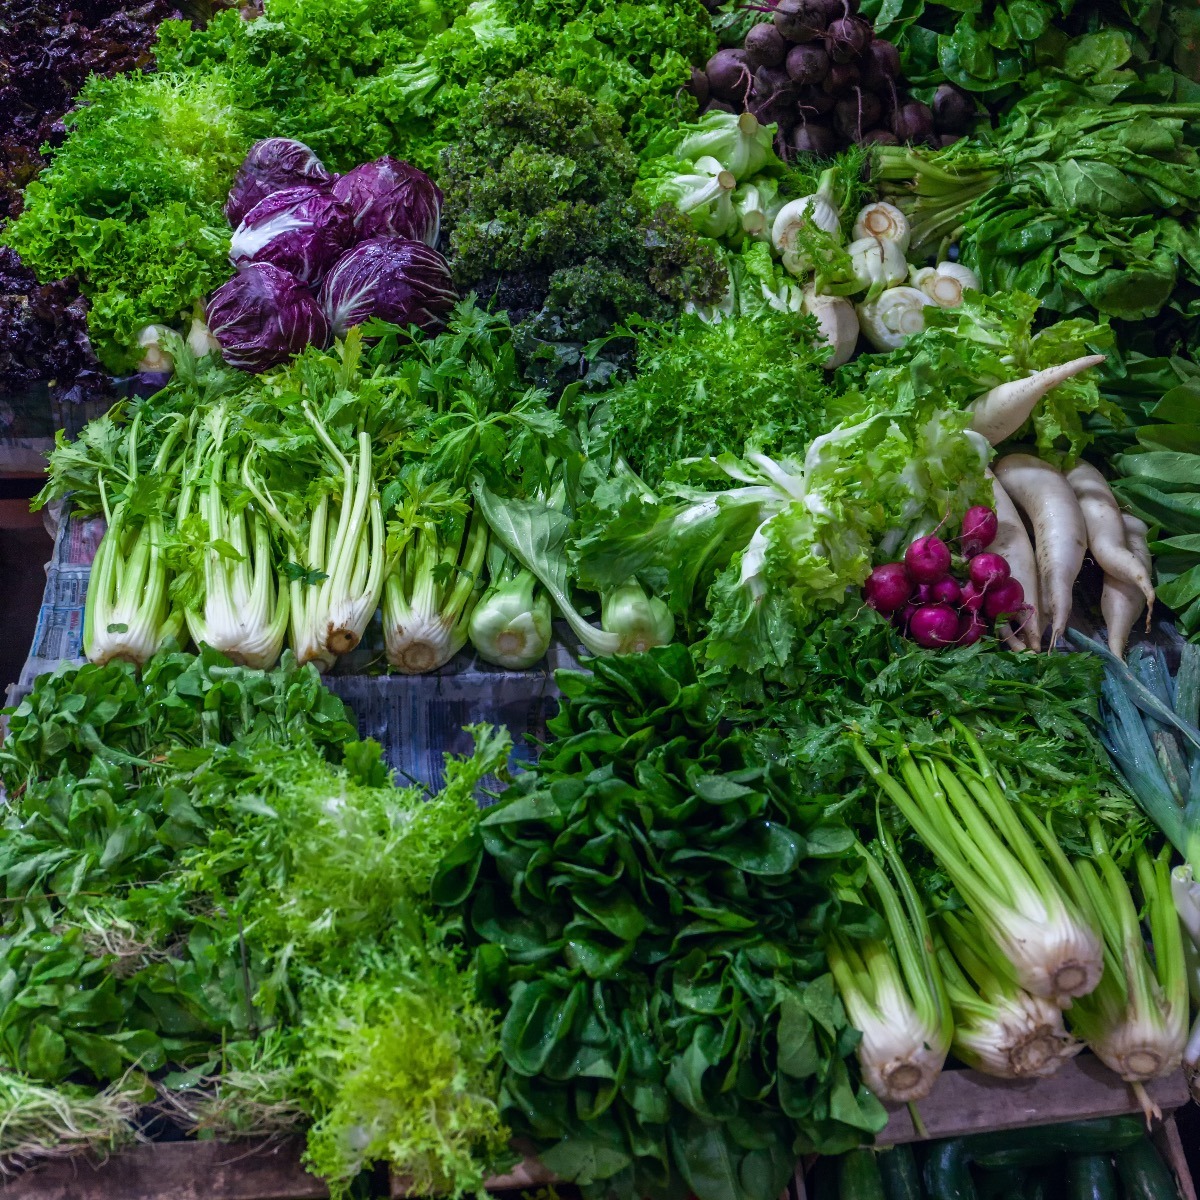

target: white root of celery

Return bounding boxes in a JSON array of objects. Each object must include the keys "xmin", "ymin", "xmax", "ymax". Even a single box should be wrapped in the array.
[
  {"xmin": 986, "ymin": 469, "xmax": 1042, "ymax": 651},
  {"xmin": 969, "ymin": 355, "xmax": 1106, "ymax": 446},
  {"xmin": 1101, "ymin": 513, "xmax": 1153, "ymax": 659},
  {"xmin": 1067, "ymin": 461, "xmax": 1155, "ymax": 610},
  {"xmin": 993, "ymin": 454, "xmax": 1087, "ymax": 649}
]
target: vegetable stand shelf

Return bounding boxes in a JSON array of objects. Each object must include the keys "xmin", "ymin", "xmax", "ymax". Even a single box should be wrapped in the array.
[{"xmin": 3, "ymin": 1058, "xmax": 1189, "ymax": 1200}]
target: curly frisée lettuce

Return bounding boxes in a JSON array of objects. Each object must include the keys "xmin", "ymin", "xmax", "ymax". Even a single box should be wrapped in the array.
[{"xmin": 577, "ymin": 407, "xmax": 990, "ymax": 673}]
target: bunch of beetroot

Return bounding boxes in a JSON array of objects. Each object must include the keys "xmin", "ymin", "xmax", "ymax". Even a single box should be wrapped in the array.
[
  {"xmin": 863, "ymin": 506, "xmax": 1031, "ymax": 650},
  {"xmin": 690, "ymin": 0, "xmax": 976, "ymax": 158}
]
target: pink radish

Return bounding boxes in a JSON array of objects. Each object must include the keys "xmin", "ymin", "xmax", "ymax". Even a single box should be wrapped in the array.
[
  {"xmin": 930, "ymin": 577, "xmax": 963, "ymax": 607},
  {"xmin": 984, "ymin": 577, "xmax": 1025, "ymax": 621},
  {"xmin": 1101, "ymin": 513, "xmax": 1153, "ymax": 660},
  {"xmin": 986, "ymin": 468, "xmax": 1042, "ymax": 651},
  {"xmin": 968, "ymin": 552, "xmax": 1011, "ymax": 591},
  {"xmin": 1065, "ymin": 460, "xmax": 1155, "ymax": 615},
  {"xmin": 960, "ymin": 505, "xmax": 999, "ymax": 556},
  {"xmin": 969, "ymin": 355, "xmax": 1106, "ymax": 446},
  {"xmin": 960, "ymin": 581, "xmax": 986, "ymax": 613},
  {"xmin": 909, "ymin": 604, "xmax": 960, "ymax": 648},
  {"xmin": 993, "ymin": 454, "xmax": 1086, "ymax": 648},
  {"xmin": 904, "ymin": 535, "xmax": 952, "ymax": 584},
  {"xmin": 957, "ymin": 611, "xmax": 987, "ymax": 646},
  {"xmin": 864, "ymin": 562, "xmax": 914, "ymax": 614}
]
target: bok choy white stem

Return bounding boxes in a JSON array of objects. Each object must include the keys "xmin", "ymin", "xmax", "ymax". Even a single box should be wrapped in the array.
[
  {"xmin": 827, "ymin": 825, "xmax": 951, "ymax": 1104},
  {"xmin": 1065, "ymin": 832, "xmax": 1187, "ymax": 1101},
  {"xmin": 85, "ymin": 412, "xmax": 188, "ymax": 667},
  {"xmin": 853, "ymin": 724, "xmax": 1102, "ymax": 1007},
  {"xmin": 174, "ymin": 405, "xmax": 289, "ymax": 670},
  {"xmin": 937, "ymin": 911, "xmax": 1080, "ymax": 1078}
]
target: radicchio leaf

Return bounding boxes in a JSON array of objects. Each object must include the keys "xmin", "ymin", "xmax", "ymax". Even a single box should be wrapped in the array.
[
  {"xmin": 224, "ymin": 138, "xmax": 333, "ymax": 227},
  {"xmin": 318, "ymin": 237, "xmax": 457, "ymax": 337},
  {"xmin": 207, "ymin": 262, "xmax": 328, "ymax": 372},
  {"xmin": 229, "ymin": 186, "xmax": 353, "ymax": 285},
  {"xmin": 330, "ymin": 156, "xmax": 442, "ymax": 246}
]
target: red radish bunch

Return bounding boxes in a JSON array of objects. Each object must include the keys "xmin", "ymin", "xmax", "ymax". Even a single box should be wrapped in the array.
[{"xmin": 861, "ymin": 505, "xmax": 1030, "ymax": 650}]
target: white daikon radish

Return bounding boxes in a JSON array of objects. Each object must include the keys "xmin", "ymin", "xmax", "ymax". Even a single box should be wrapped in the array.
[
  {"xmin": 970, "ymin": 355, "xmax": 1106, "ymax": 446},
  {"xmin": 993, "ymin": 454, "xmax": 1087, "ymax": 648},
  {"xmin": 1101, "ymin": 513, "xmax": 1153, "ymax": 659},
  {"xmin": 1066, "ymin": 460, "xmax": 1155, "ymax": 611},
  {"xmin": 987, "ymin": 469, "xmax": 1042, "ymax": 652}
]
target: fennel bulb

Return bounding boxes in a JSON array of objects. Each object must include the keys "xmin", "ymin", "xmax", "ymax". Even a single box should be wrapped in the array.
[
  {"xmin": 384, "ymin": 485, "xmax": 488, "ymax": 674},
  {"xmin": 848, "ymin": 236, "xmax": 907, "ymax": 300},
  {"xmin": 857, "ymin": 286, "xmax": 934, "ymax": 351},
  {"xmin": 828, "ymin": 831, "xmax": 951, "ymax": 1104},
  {"xmin": 910, "ymin": 262, "xmax": 980, "ymax": 307},
  {"xmin": 600, "ymin": 579, "xmax": 674, "ymax": 656},
  {"xmin": 771, "ymin": 167, "xmax": 842, "ymax": 277},
  {"xmin": 852, "ymin": 202, "xmax": 911, "ymax": 253},
  {"xmin": 937, "ymin": 913, "xmax": 1080, "ymax": 1079},
  {"xmin": 1066, "ymin": 836, "xmax": 1187, "ymax": 1090},
  {"xmin": 469, "ymin": 550, "xmax": 551, "ymax": 670},
  {"xmin": 854, "ymin": 725, "xmax": 1103, "ymax": 1007}
]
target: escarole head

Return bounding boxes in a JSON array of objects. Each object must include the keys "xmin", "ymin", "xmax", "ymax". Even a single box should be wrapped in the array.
[{"xmin": 468, "ymin": 569, "xmax": 552, "ymax": 669}]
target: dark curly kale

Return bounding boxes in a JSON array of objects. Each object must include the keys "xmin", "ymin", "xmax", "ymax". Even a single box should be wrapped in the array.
[{"xmin": 440, "ymin": 72, "xmax": 725, "ymax": 389}]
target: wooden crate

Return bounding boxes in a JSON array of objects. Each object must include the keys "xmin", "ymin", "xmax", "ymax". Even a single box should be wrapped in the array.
[{"xmin": 3, "ymin": 1057, "xmax": 1192, "ymax": 1199}]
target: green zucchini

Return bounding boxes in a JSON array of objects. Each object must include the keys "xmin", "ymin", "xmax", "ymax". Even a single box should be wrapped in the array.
[
  {"xmin": 878, "ymin": 1144, "xmax": 921, "ymax": 1200},
  {"xmin": 975, "ymin": 1165, "xmax": 1029, "ymax": 1200},
  {"xmin": 839, "ymin": 1149, "xmax": 886, "ymax": 1200},
  {"xmin": 963, "ymin": 1116, "xmax": 1145, "ymax": 1163},
  {"xmin": 1115, "ymin": 1135, "xmax": 1181, "ymax": 1200},
  {"xmin": 924, "ymin": 1139, "xmax": 979, "ymax": 1200},
  {"xmin": 810, "ymin": 1156, "xmax": 839, "ymax": 1200},
  {"xmin": 1064, "ymin": 1153, "xmax": 1119, "ymax": 1200}
]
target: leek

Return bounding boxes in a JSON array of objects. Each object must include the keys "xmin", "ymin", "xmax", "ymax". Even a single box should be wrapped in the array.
[
  {"xmin": 383, "ymin": 476, "xmax": 487, "ymax": 674},
  {"xmin": 85, "ymin": 412, "xmax": 187, "ymax": 667},
  {"xmin": 174, "ymin": 406, "xmax": 289, "ymax": 670},
  {"xmin": 937, "ymin": 911, "xmax": 1080, "ymax": 1079},
  {"xmin": 1066, "ymin": 831, "xmax": 1187, "ymax": 1105},
  {"xmin": 827, "ymin": 826, "xmax": 952, "ymax": 1104},
  {"xmin": 853, "ymin": 725, "xmax": 1102, "ymax": 1007}
]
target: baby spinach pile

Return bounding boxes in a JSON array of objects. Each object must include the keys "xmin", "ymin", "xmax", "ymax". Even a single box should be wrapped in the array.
[{"xmin": 435, "ymin": 647, "xmax": 885, "ymax": 1200}]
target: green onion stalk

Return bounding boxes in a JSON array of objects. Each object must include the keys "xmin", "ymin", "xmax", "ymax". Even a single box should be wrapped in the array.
[
  {"xmin": 936, "ymin": 911, "xmax": 1080, "ymax": 1079},
  {"xmin": 1064, "ymin": 829, "xmax": 1187, "ymax": 1117},
  {"xmin": 245, "ymin": 405, "xmax": 384, "ymax": 672},
  {"xmin": 853, "ymin": 722, "xmax": 1102, "ymax": 1008},
  {"xmin": 383, "ymin": 478, "xmax": 488, "ymax": 675},
  {"xmin": 871, "ymin": 145, "xmax": 1003, "ymax": 262},
  {"xmin": 84, "ymin": 411, "xmax": 188, "ymax": 667},
  {"xmin": 826, "ymin": 825, "xmax": 952, "ymax": 1105},
  {"xmin": 468, "ymin": 542, "xmax": 552, "ymax": 670},
  {"xmin": 174, "ymin": 406, "xmax": 289, "ymax": 670}
]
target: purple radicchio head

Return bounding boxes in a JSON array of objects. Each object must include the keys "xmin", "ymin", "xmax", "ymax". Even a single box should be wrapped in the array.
[
  {"xmin": 317, "ymin": 237, "xmax": 458, "ymax": 338},
  {"xmin": 224, "ymin": 138, "xmax": 333, "ymax": 227},
  {"xmin": 229, "ymin": 186, "xmax": 353, "ymax": 285},
  {"xmin": 206, "ymin": 262, "xmax": 329, "ymax": 372},
  {"xmin": 330, "ymin": 157, "xmax": 443, "ymax": 246}
]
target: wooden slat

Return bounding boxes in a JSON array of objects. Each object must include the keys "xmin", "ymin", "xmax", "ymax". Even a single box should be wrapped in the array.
[
  {"xmin": 878, "ymin": 1055, "xmax": 1189, "ymax": 1146},
  {"xmin": 0, "ymin": 1137, "xmax": 328, "ymax": 1200},
  {"xmin": 1154, "ymin": 1115, "xmax": 1197, "ymax": 1200}
]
